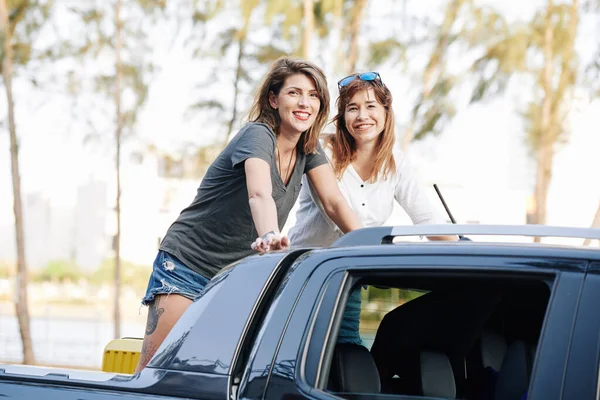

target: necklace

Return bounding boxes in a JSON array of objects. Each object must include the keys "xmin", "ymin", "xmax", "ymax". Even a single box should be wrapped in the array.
[{"xmin": 276, "ymin": 145, "xmax": 294, "ymax": 184}]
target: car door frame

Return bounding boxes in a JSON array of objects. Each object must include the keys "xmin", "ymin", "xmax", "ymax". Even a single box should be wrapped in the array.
[{"xmin": 560, "ymin": 261, "xmax": 600, "ymax": 400}]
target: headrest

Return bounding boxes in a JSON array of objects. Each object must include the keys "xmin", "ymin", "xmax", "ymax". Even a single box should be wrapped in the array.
[
  {"xmin": 494, "ymin": 340, "xmax": 533, "ymax": 400},
  {"xmin": 371, "ymin": 288, "xmax": 502, "ymax": 381},
  {"xmin": 329, "ymin": 343, "xmax": 381, "ymax": 394},
  {"xmin": 420, "ymin": 350, "xmax": 456, "ymax": 399},
  {"xmin": 480, "ymin": 330, "xmax": 507, "ymax": 371}
]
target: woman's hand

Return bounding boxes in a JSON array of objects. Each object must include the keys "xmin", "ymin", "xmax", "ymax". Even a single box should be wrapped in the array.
[{"xmin": 251, "ymin": 232, "xmax": 290, "ymax": 253}]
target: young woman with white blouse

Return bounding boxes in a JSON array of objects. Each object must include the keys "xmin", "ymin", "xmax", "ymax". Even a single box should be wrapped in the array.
[{"xmin": 288, "ymin": 72, "xmax": 455, "ymax": 345}]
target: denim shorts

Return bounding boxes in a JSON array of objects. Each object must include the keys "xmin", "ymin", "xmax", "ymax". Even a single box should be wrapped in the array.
[{"xmin": 141, "ymin": 250, "xmax": 210, "ymax": 306}]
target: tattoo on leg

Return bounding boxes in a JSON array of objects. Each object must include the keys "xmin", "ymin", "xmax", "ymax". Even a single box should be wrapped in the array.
[
  {"xmin": 145, "ymin": 297, "xmax": 165, "ymax": 335},
  {"xmin": 139, "ymin": 340, "xmax": 158, "ymax": 368}
]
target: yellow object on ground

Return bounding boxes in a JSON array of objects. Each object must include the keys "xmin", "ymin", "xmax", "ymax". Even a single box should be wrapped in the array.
[{"xmin": 102, "ymin": 337, "xmax": 143, "ymax": 374}]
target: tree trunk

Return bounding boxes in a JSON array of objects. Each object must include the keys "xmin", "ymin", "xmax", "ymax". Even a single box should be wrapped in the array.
[
  {"xmin": 303, "ymin": 0, "xmax": 314, "ymax": 60},
  {"xmin": 334, "ymin": 0, "xmax": 344, "ymax": 75},
  {"xmin": 0, "ymin": 0, "xmax": 35, "ymax": 365},
  {"xmin": 347, "ymin": 0, "xmax": 368, "ymax": 74},
  {"xmin": 225, "ymin": 33, "xmax": 245, "ymax": 147},
  {"xmin": 533, "ymin": 0, "xmax": 555, "ymax": 243},
  {"xmin": 113, "ymin": 0, "xmax": 123, "ymax": 339},
  {"xmin": 533, "ymin": 144, "xmax": 553, "ymax": 230},
  {"xmin": 583, "ymin": 202, "xmax": 600, "ymax": 246},
  {"xmin": 402, "ymin": 0, "xmax": 462, "ymax": 151}
]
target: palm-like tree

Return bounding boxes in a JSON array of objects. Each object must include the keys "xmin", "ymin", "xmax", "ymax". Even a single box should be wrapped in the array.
[
  {"xmin": 66, "ymin": 0, "xmax": 164, "ymax": 336},
  {"xmin": 368, "ymin": 0, "xmax": 579, "ymax": 230},
  {"xmin": 471, "ymin": 0, "xmax": 579, "ymax": 228},
  {"xmin": 0, "ymin": 0, "xmax": 52, "ymax": 366},
  {"xmin": 368, "ymin": 0, "xmax": 476, "ymax": 151}
]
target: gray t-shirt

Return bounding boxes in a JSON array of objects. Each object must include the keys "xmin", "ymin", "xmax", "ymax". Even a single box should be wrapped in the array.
[{"xmin": 160, "ymin": 122, "xmax": 328, "ymax": 278}]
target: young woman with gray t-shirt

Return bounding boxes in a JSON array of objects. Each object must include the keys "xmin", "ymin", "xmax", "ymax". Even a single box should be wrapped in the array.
[{"xmin": 134, "ymin": 58, "xmax": 363, "ymax": 373}]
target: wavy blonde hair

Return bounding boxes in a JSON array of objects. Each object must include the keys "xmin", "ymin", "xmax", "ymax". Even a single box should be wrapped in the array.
[
  {"xmin": 247, "ymin": 57, "xmax": 330, "ymax": 154},
  {"xmin": 327, "ymin": 78, "xmax": 396, "ymax": 182}
]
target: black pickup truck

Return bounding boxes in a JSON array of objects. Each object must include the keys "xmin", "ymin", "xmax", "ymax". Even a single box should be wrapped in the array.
[{"xmin": 2, "ymin": 224, "xmax": 600, "ymax": 400}]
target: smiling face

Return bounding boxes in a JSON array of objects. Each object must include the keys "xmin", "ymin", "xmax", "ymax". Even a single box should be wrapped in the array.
[
  {"xmin": 269, "ymin": 73, "xmax": 320, "ymax": 137},
  {"xmin": 344, "ymin": 88, "xmax": 386, "ymax": 147}
]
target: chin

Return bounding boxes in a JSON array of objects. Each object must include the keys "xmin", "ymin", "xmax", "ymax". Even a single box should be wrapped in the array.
[{"xmin": 295, "ymin": 123, "xmax": 312, "ymax": 133}]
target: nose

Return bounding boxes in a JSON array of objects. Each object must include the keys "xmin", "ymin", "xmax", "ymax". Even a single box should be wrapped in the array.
[
  {"xmin": 357, "ymin": 107, "xmax": 367, "ymax": 120},
  {"xmin": 298, "ymin": 93, "xmax": 309, "ymax": 108}
]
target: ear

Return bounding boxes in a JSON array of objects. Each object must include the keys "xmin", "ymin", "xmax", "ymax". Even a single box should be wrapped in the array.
[{"xmin": 268, "ymin": 91, "xmax": 278, "ymax": 110}]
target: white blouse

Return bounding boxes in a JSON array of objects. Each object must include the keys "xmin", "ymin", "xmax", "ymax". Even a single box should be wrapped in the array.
[{"xmin": 288, "ymin": 148, "xmax": 446, "ymax": 247}]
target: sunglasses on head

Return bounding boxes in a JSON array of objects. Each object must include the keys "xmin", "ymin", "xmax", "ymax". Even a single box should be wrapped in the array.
[{"xmin": 337, "ymin": 72, "xmax": 383, "ymax": 90}]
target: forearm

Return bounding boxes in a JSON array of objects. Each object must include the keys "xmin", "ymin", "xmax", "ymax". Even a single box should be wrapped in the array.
[
  {"xmin": 248, "ymin": 194, "xmax": 280, "ymax": 237},
  {"xmin": 427, "ymin": 235, "xmax": 458, "ymax": 241},
  {"xmin": 323, "ymin": 197, "xmax": 362, "ymax": 234}
]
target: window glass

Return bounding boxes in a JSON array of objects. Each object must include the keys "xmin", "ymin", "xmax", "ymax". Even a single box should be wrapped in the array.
[
  {"xmin": 325, "ymin": 274, "xmax": 552, "ymax": 400},
  {"xmin": 357, "ymin": 288, "xmax": 428, "ymax": 350}
]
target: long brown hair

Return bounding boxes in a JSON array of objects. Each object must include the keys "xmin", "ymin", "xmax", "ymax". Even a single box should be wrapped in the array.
[
  {"xmin": 327, "ymin": 78, "xmax": 396, "ymax": 183},
  {"xmin": 247, "ymin": 57, "xmax": 330, "ymax": 154}
]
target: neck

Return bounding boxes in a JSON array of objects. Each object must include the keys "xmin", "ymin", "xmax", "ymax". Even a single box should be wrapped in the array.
[
  {"xmin": 354, "ymin": 141, "xmax": 377, "ymax": 161},
  {"xmin": 277, "ymin": 132, "xmax": 299, "ymax": 155},
  {"xmin": 351, "ymin": 142, "xmax": 378, "ymax": 181}
]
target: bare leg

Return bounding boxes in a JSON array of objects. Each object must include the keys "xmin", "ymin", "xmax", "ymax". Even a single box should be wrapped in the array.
[{"xmin": 134, "ymin": 294, "xmax": 192, "ymax": 373}]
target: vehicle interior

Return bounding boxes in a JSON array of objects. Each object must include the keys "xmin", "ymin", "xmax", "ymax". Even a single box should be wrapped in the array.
[{"xmin": 325, "ymin": 274, "xmax": 552, "ymax": 400}]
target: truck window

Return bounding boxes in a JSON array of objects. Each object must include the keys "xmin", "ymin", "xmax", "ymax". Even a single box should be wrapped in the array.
[{"xmin": 323, "ymin": 274, "xmax": 552, "ymax": 400}]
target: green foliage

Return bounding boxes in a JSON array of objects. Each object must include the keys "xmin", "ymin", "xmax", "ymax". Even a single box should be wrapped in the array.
[
  {"xmin": 360, "ymin": 287, "xmax": 428, "ymax": 322},
  {"xmin": 265, "ymin": 0, "xmax": 302, "ymax": 39},
  {"xmin": 31, "ymin": 260, "xmax": 83, "ymax": 283},
  {"xmin": 89, "ymin": 258, "xmax": 151, "ymax": 291},
  {"xmin": 1, "ymin": 0, "xmax": 53, "ymax": 74},
  {"xmin": 185, "ymin": 0, "xmax": 291, "ymax": 146},
  {"xmin": 365, "ymin": 286, "xmax": 427, "ymax": 303},
  {"xmin": 16, "ymin": 259, "xmax": 150, "ymax": 289},
  {"xmin": 62, "ymin": 0, "xmax": 164, "ymax": 142},
  {"xmin": 368, "ymin": 39, "xmax": 407, "ymax": 67}
]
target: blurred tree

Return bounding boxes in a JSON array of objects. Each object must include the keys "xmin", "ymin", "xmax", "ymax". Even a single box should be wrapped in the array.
[
  {"xmin": 343, "ymin": 0, "xmax": 368, "ymax": 74},
  {"xmin": 529, "ymin": 0, "xmax": 579, "ymax": 230},
  {"xmin": 368, "ymin": 0, "xmax": 485, "ymax": 150},
  {"xmin": 34, "ymin": 260, "xmax": 82, "ymax": 283},
  {"xmin": 0, "ymin": 0, "xmax": 54, "ymax": 366},
  {"xmin": 187, "ymin": 0, "xmax": 364, "ymax": 154},
  {"xmin": 66, "ymin": 0, "xmax": 165, "ymax": 339},
  {"xmin": 470, "ymin": 0, "xmax": 579, "ymax": 228},
  {"xmin": 581, "ymin": 0, "xmax": 600, "ymax": 241},
  {"xmin": 279, "ymin": 0, "xmax": 369, "ymax": 74},
  {"xmin": 303, "ymin": 0, "xmax": 314, "ymax": 59},
  {"xmin": 368, "ymin": 0, "xmax": 580, "ymax": 229},
  {"xmin": 113, "ymin": 0, "xmax": 124, "ymax": 340},
  {"xmin": 187, "ymin": 0, "xmax": 289, "ymax": 153}
]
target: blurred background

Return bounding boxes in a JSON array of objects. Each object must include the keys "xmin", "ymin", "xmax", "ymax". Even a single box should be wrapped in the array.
[{"xmin": 1, "ymin": 0, "xmax": 599, "ymax": 370}]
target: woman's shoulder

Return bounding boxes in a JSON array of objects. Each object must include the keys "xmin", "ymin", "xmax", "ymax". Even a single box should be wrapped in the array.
[
  {"xmin": 316, "ymin": 133, "xmax": 335, "ymax": 158},
  {"xmin": 391, "ymin": 148, "xmax": 415, "ymax": 172},
  {"xmin": 243, "ymin": 122, "xmax": 275, "ymax": 137},
  {"xmin": 304, "ymin": 133, "xmax": 333, "ymax": 162},
  {"xmin": 232, "ymin": 122, "xmax": 276, "ymax": 149},
  {"xmin": 385, "ymin": 149, "xmax": 419, "ymax": 186}
]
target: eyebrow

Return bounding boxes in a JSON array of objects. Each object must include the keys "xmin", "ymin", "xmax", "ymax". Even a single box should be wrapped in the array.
[
  {"xmin": 285, "ymin": 86, "xmax": 318, "ymax": 92},
  {"xmin": 347, "ymin": 100, "xmax": 377, "ymax": 107}
]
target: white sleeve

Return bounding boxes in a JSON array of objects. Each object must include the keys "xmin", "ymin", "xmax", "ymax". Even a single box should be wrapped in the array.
[
  {"xmin": 305, "ymin": 164, "xmax": 342, "ymax": 234},
  {"xmin": 393, "ymin": 153, "xmax": 447, "ymax": 225},
  {"xmin": 287, "ymin": 145, "xmax": 343, "ymax": 247}
]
